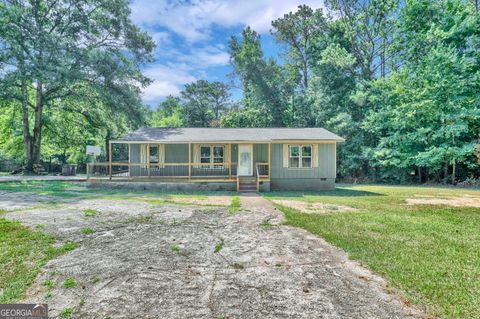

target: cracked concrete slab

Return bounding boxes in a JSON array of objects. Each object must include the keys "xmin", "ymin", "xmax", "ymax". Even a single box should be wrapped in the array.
[{"xmin": 4, "ymin": 195, "xmax": 425, "ymax": 319}]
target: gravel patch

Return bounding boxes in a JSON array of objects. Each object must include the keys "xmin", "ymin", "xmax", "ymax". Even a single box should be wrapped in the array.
[{"xmin": 4, "ymin": 196, "xmax": 425, "ymax": 318}]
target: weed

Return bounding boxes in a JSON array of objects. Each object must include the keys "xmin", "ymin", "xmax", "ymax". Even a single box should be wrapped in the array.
[
  {"xmin": 259, "ymin": 219, "xmax": 273, "ymax": 228},
  {"xmin": 80, "ymin": 228, "xmax": 95, "ymax": 235},
  {"xmin": 42, "ymin": 279, "xmax": 54, "ymax": 290},
  {"xmin": 62, "ymin": 278, "xmax": 77, "ymax": 289},
  {"xmin": 228, "ymin": 196, "xmax": 241, "ymax": 214},
  {"xmin": 59, "ymin": 307, "xmax": 74, "ymax": 318},
  {"xmin": 79, "ymin": 298, "xmax": 85, "ymax": 306},
  {"xmin": 83, "ymin": 209, "xmax": 98, "ymax": 217},
  {"xmin": 170, "ymin": 244, "xmax": 186, "ymax": 256},
  {"xmin": 214, "ymin": 239, "xmax": 225, "ymax": 253},
  {"xmin": 35, "ymin": 224, "xmax": 45, "ymax": 230},
  {"xmin": 231, "ymin": 262, "xmax": 244, "ymax": 270},
  {"xmin": 58, "ymin": 241, "xmax": 79, "ymax": 253}
]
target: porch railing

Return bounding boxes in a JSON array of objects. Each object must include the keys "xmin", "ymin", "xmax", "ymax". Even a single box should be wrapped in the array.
[
  {"xmin": 87, "ymin": 162, "xmax": 238, "ymax": 180},
  {"xmin": 256, "ymin": 162, "xmax": 270, "ymax": 191}
]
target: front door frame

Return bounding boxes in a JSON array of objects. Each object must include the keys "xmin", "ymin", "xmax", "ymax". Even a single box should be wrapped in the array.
[{"xmin": 238, "ymin": 143, "xmax": 253, "ymax": 176}]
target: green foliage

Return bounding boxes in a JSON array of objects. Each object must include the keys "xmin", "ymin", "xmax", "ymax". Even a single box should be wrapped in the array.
[
  {"xmin": 62, "ymin": 278, "xmax": 77, "ymax": 289},
  {"xmin": 181, "ymin": 80, "xmax": 231, "ymax": 127},
  {"xmin": 214, "ymin": 239, "xmax": 225, "ymax": 253},
  {"xmin": 151, "ymin": 96, "xmax": 184, "ymax": 128},
  {"xmin": 80, "ymin": 228, "xmax": 95, "ymax": 235},
  {"xmin": 0, "ymin": 0, "xmax": 153, "ymax": 169},
  {"xmin": 83, "ymin": 209, "xmax": 98, "ymax": 217},
  {"xmin": 228, "ymin": 196, "xmax": 241, "ymax": 214},
  {"xmin": 59, "ymin": 307, "xmax": 74, "ymax": 318}
]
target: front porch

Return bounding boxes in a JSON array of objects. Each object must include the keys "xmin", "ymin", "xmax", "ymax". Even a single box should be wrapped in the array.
[{"xmin": 87, "ymin": 142, "xmax": 270, "ymax": 191}]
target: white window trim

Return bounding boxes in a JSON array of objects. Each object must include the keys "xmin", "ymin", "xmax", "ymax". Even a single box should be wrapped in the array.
[
  {"xmin": 199, "ymin": 145, "xmax": 225, "ymax": 169},
  {"xmin": 288, "ymin": 144, "xmax": 313, "ymax": 169}
]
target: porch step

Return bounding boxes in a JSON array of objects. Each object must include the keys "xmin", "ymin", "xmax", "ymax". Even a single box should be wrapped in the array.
[
  {"xmin": 239, "ymin": 182, "xmax": 257, "ymax": 192},
  {"xmin": 239, "ymin": 177, "xmax": 256, "ymax": 183}
]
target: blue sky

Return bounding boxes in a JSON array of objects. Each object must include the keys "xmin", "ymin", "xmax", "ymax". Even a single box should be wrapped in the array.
[{"xmin": 129, "ymin": 0, "xmax": 325, "ymax": 108}]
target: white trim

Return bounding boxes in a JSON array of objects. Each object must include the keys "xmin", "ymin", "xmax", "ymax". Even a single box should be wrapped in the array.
[{"xmin": 287, "ymin": 144, "xmax": 313, "ymax": 169}]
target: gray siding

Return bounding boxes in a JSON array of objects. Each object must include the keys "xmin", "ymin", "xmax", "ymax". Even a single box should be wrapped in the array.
[
  {"xmin": 270, "ymin": 143, "xmax": 336, "ymax": 179},
  {"xmin": 269, "ymin": 143, "xmax": 336, "ymax": 190}
]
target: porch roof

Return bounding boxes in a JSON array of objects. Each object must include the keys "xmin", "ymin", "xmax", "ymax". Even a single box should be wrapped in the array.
[{"xmin": 112, "ymin": 128, "xmax": 345, "ymax": 143}]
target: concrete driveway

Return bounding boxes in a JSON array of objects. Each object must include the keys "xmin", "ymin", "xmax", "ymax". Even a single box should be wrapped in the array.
[{"xmin": 4, "ymin": 194, "xmax": 424, "ymax": 319}]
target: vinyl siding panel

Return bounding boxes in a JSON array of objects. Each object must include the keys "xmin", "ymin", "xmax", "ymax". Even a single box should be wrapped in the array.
[{"xmin": 270, "ymin": 143, "xmax": 336, "ymax": 179}]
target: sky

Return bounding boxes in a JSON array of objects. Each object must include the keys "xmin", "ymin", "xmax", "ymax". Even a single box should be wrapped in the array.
[{"xmin": 129, "ymin": 0, "xmax": 325, "ymax": 108}]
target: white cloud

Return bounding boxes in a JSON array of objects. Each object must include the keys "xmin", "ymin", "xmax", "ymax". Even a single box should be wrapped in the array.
[
  {"xmin": 142, "ymin": 64, "xmax": 197, "ymax": 103},
  {"xmin": 177, "ymin": 46, "xmax": 230, "ymax": 67},
  {"xmin": 131, "ymin": 0, "xmax": 325, "ymax": 42},
  {"xmin": 131, "ymin": 0, "xmax": 326, "ymax": 105}
]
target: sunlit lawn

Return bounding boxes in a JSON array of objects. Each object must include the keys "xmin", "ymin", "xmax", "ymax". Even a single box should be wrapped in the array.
[
  {"xmin": 0, "ymin": 216, "xmax": 78, "ymax": 303},
  {"xmin": 265, "ymin": 185, "xmax": 480, "ymax": 319}
]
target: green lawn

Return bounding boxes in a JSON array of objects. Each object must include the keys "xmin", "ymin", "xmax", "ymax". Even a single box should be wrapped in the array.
[
  {"xmin": 0, "ymin": 180, "xmax": 236, "ymax": 202},
  {"xmin": 265, "ymin": 185, "xmax": 480, "ymax": 319},
  {"xmin": 0, "ymin": 217, "xmax": 78, "ymax": 303}
]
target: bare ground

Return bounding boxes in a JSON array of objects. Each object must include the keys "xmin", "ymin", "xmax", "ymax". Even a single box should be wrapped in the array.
[
  {"xmin": 406, "ymin": 196, "xmax": 480, "ymax": 207},
  {"xmin": 3, "ymin": 193, "xmax": 425, "ymax": 319},
  {"xmin": 271, "ymin": 199, "xmax": 357, "ymax": 214},
  {"xmin": 169, "ymin": 195, "xmax": 232, "ymax": 206}
]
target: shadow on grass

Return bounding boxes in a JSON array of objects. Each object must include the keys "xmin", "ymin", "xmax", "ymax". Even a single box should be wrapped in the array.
[{"xmin": 266, "ymin": 187, "xmax": 383, "ymax": 198}]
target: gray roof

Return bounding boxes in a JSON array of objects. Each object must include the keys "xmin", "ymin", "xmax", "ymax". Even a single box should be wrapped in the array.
[{"xmin": 113, "ymin": 128, "xmax": 344, "ymax": 143}]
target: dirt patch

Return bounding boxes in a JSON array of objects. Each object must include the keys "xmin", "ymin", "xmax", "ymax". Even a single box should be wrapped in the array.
[
  {"xmin": 0, "ymin": 190, "xmax": 59, "ymax": 210},
  {"xmin": 4, "ymin": 197, "xmax": 423, "ymax": 319},
  {"xmin": 272, "ymin": 199, "xmax": 357, "ymax": 214},
  {"xmin": 406, "ymin": 197, "xmax": 480, "ymax": 207},
  {"xmin": 169, "ymin": 195, "xmax": 232, "ymax": 206}
]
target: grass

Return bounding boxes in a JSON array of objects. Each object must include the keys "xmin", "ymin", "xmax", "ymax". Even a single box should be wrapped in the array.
[
  {"xmin": 83, "ymin": 209, "xmax": 98, "ymax": 217},
  {"xmin": 228, "ymin": 196, "xmax": 241, "ymax": 214},
  {"xmin": 0, "ymin": 180, "xmax": 237, "ymax": 201},
  {"xmin": 62, "ymin": 278, "xmax": 77, "ymax": 289},
  {"xmin": 170, "ymin": 244, "xmax": 186, "ymax": 256},
  {"xmin": 80, "ymin": 228, "xmax": 95, "ymax": 235},
  {"xmin": 59, "ymin": 307, "xmax": 74, "ymax": 318},
  {"xmin": 266, "ymin": 185, "xmax": 480, "ymax": 319},
  {"xmin": 0, "ymin": 218, "xmax": 78, "ymax": 303},
  {"xmin": 214, "ymin": 239, "xmax": 225, "ymax": 253}
]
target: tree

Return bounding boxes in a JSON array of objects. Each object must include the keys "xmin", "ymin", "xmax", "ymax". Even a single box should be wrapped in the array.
[
  {"xmin": 151, "ymin": 96, "xmax": 183, "ymax": 128},
  {"xmin": 0, "ymin": 0, "xmax": 154, "ymax": 171},
  {"xmin": 271, "ymin": 5, "xmax": 328, "ymax": 90},
  {"xmin": 181, "ymin": 80, "xmax": 231, "ymax": 127},
  {"xmin": 229, "ymin": 27, "xmax": 294, "ymax": 127}
]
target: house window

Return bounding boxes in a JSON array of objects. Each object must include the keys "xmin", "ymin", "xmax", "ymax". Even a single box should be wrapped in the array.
[
  {"xmin": 149, "ymin": 145, "xmax": 159, "ymax": 164},
  {"xmin": 200, "ymin": 145, "xmax": 224, "ymax": 168},
  {"xmin": 289, "ymin": 145, "xmax": 312, "ymax": 168}
]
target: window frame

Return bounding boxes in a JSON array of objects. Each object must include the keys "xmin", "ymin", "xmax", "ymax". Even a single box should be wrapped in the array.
[
  {"xmin": 149, "ymin": 144, "xmax": 159, "ymax": 164},
  {"xmin": 288, "ymin": 144, "xmax": 313, "ymax": 169},
  {"xmin": 199, "ymin": 145, "xmax": 225, "ymax": 169}
]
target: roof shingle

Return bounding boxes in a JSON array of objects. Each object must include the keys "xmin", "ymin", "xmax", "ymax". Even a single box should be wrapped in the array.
[{"xmin": 113, "ymin": 127, "xmax": 345, "ymax": 143}]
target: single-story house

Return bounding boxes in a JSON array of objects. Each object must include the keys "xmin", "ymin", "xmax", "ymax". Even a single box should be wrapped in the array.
[{"xmin": 87, "ymin": 128, "xmax": 344, "ymax": 191}]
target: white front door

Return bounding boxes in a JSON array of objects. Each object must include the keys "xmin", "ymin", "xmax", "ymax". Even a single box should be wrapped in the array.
[{"xmin": 238, "ymin": 144, "xmax": 253, "ymax": 176}]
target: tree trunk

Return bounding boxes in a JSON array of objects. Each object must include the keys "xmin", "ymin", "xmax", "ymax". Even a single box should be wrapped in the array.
[
  {"xmin": 20, "ymin": 77, "xmax": 33, "ymax": 171},
  {"xmin": 32, "ymin": 81, "xmax": 44, "ymax": 165},
  {"xmin": 443, "ymin": 160, "xmax": 449, "ymax": 184},
  {"xmin": 451, "ymin": 159, "xmax": 456, "ymax": 184},
  {"xmin": 418, "ymin": 166, "xmax": 422, "ymax": 183},
  {"xmin": 105, "ymin": 130, "xmax": 111, "ymax": 161},
  {"xmin": 302, "ymin": 57, "xmax": 308, "ymax": 89}
]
